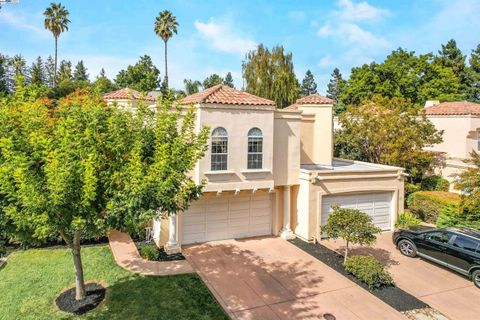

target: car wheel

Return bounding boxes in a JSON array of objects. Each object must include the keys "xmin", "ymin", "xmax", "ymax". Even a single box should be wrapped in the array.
[
  {"xmin": 398, "ymin": 239, "xmax": 417, "ymax": 257},
  {"xmin": 472, "ymin": 270, "xmax": 480, "ymax": 289}
]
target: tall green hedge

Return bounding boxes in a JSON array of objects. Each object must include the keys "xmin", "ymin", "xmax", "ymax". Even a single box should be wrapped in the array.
[{"xmin": 407, "ymin": 191, "xmax": 461, "ymax": 223}]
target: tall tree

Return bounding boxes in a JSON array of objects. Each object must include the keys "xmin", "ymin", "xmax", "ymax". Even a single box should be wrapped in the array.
[
  {"xmin": 154, "ymin": 10, "xmax": 178, "ymax": 88},
  {"xmin": 45, "ymin": 55, "xmax": 56, "ymax": 88},
  {"xmin": 43, "ymin": 2, "xmax": 70, "ymax": 88},
  {"xmin": 243, "ymin": 44, "xmax": 300, "ymax": 108},
  {"xmin": 58, "ymin": 60, "xmax": 72, "ymax": 83},
  {"xmin": 73, "ymin": 60, "xmax": 89, "ymax": 82},
  {"xmin": 469, "ymin": 44, "xmax": 480, "ymax": 102},
  {"xmin": 9, "ymin": 54, "xmax": 26, "ymax": 76},
  {"xmin": 203, "ymin": 74, "xmax": 223, "ymax": 89},
  {"xmin": 30, "ymin": 56, "xmax": 46, "ymax": 86},
  {"xmin": 326, "ymin": 68, "xmax": 345, "ymax": 102},
  {"xmin": 223, "ymin": 72, "xmax": 234, "ymax": 88},
  {"xmin": 0, "ymin": 54, "xmax": 8, "ymax": 95},
  {"xmin": 301, "ymin": 70, "xmax": 317, "ymax": 96},
  {"xmin": 115, "ymin": 55, "xmax": 161, "ymax": 92},
  {"xmin": 183, "ymin": 79, "xmax": 202, "ymax": 95},
  {"xmin": 93, "ymin": 68, "xmax": 117, "ymax": 94},
  {"xmin": 436, "ymin": 39, "xmax": 467, "ymax": 82}
]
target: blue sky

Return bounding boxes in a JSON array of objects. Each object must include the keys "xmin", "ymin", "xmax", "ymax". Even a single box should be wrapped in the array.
[{"xmin": 1, "ymin": 0, "xmax": 479, "ymax": 93}]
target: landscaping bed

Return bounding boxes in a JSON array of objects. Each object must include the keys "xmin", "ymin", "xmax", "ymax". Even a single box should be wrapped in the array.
[
  {"xmin": 55, "ymin": 282, "xmax": 106, "ymax": 315},
  {"xmin": 136, "ymin": 241, "xmax": 186, "ymax": 261},
  {"xmin": 289, "ymin": 238, "xmax": 428, "ymax": 312}
]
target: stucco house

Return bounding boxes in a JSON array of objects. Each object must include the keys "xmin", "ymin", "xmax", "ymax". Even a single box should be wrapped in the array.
[
  {"xmin": 423, "ymin": 100, "xmax": 480, "ymax": 191},
  {"xmin": 104, "ymin": 85, "xmax": 405, "ymax": 252}
]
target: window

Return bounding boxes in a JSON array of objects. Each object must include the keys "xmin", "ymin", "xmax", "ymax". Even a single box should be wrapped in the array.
[
  {"xmin": 211, "ymin": 127, "xmax": 228, "ymax": 171},
  {"xmin": 453, "ymin": 236, "xmax": 479, "ymax": 253},
  {"xmin": 425, "ymin": 231, "xmax": 452, "ymax": 244},
  {"xmin": 247, "ymin": 127, "xmax": 263, "ymax": 169}
]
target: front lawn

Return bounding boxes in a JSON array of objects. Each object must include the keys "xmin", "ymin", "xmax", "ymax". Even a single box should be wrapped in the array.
[{"xmin": 0, "ymin": 246, "xmax": 228, "ymax": 320}]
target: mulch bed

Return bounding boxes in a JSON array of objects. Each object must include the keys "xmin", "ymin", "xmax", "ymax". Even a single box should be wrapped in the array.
[
  {"xmin": 158, "ymin": 247, "xmax": 186, "ymax": 261},
  {"xmin": 55, "ymin": 283, "xmax": 105, "ymax": 315},
  {"xmin": 289, "ymin": 239, "xmax": 428, "ymax": 312}
]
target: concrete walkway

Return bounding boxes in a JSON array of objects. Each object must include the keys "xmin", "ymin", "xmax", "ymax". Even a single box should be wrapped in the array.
[
  {"xmin": 108, "ymin": 230, "xmax": 194, "ymax": 275},
  {"xmin": 184, "ymin": 237, "xmax": 406, "ymax": 320}
]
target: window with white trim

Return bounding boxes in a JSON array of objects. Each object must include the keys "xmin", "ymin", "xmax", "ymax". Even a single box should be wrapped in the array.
[
  {"xmin": 211, "ymin": 127, "xmax": 228, "ymax": 171},
  {"xmin": 247, "ymin": 127, "xmax": 263, "ymax": 169}
]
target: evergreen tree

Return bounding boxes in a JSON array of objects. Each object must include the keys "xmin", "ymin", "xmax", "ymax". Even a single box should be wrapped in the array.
[
  {"xmin": 0, "ymin": 53, "xmax": 8, "ymax": 95},
  {"xmin": 45, "ymin": 55, "xmax": 56, "ymax": 88},
  {"xmin": 223, "ymin": 72, "xmax": 234, "ymax": 88},
  {"xmin": 436, "ymin": 39, "xmax": 466, "ymax": 81},
  {"xmin": 30, "ymin": 56, "xmax": 46, "ymax": 86},
  {"xmin": 469, "ymin": 44, "xmax": 480, "ymax": 102},
  {"xmin": 58, "ymin": 60, "xmax": 72, "ymax": 83},
  {"xmin": 115, "ymin": 55, "xmax": 161, "ymax": 92},
  {"xmin": 202, "ymin": 74, "xmax": 223, "ymax": 89},
  {"xmin": 301, "ymin": 70, "xmax": 317, "ymax": 96},
  {"xmin": 327, "ymin": 68, "xmax": 345, "ymax": 102},
  {"xmin": 8, "ymin": 55, "xmax": 27, "ymax": 91},
  {"xmin": 92, "ymin": 68, "xmax": 117, "ymax": 94},
  {"xmin": 73, "ymin": 60, "xmax": 89, "ymax": 82}
]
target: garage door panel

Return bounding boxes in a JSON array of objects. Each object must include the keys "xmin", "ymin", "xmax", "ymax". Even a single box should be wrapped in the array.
[{"xmin": 183, "ymin": 215, "xmax": 205, "ymax": 225}]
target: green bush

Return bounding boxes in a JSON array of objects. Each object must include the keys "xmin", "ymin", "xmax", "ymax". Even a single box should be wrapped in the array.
[
  {"xmin": 420, "ymin": 175, "xmax": 450, "ymax": 192},
  {"xmin": 344, "ymin": 255, "xmax": 395, "ymax": 289},
  {"xmin": 437, "ymin": 204, "xmax": 480, "ymax": 229},
  {"xmin": 139, "ymin": 244, "xmax": 158, "ymax": 261},
  {"xmin": 407, "ymin": 191, "xmax": 460, "ymax": 223},
  {"xmin": 395, "ymin": 211, "xmax": 421, "ymax": 229},
  {"xmin": 405, "ymin": 183, "xmax": 420, "ymax": 200}
]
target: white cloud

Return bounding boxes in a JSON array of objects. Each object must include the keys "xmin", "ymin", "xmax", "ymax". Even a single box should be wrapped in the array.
[
  {"xmin": 0, "ymin": 9, "xmax": 50, "ymax": 39},
  {"xmin": 194, "ymin": 19, "xmax": 256, "ymax": 56},
  {"xmin": 335, "ymin": 0, "xmax": 389, "ymax": 22},
  {"xmin": 287, "ymin": 10, "xmax": 306, "ymax": 23},
  {"xmin": 318, "ymin": 54, "xmax": 335, "ymax": 68}
]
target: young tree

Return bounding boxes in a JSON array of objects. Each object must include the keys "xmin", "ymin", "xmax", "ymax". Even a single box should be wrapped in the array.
[
  {"xmin": 243, "ymin": 44, "xmax": 300, "ymax": 108},
  {"xmin": 324, "ymin": 206, "xmax": 381, "ymax": 262},
  {"xmin": 73, "ymin": 60, "xmax": 89, "ymax": 82},
  {"xmin": 58, "ymin": 60, "xmax": 72, "ymax": 83},
  {"xmin": 115, "ymin": 55, "xmax": 161, "ymax": 92},
  {"xmin": 335, "ymin": 95, "xmax": 443, "ymax": 182},
  {"xmin": 223, "ymin": 72, "xmax": 234, "ymax": 88},
  {"xmin": 43, "ymin": 2, "xmax": 70, "ymax": 88},
  {"xmin": 183, "ymin": 79, "xmax": 202, "ymax": 95},
  {"xmin": 30, "ymin": 56, "xmax": 46, "ymax": 86},
  {"xmin": 301, "ymin": 69, "xmax": 317, "ymax": 96},
  {"xmin": 203, "ymin": 74, "xmax": 223, "ymax": 89},
  {"xmin": 154, "ymin": 10, "xmax": 178, "ymax": 88}
]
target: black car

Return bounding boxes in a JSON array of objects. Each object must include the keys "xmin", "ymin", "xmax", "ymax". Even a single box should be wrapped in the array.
[{"xmin": 393, "ymin": 226, "xmax": 480, "ymax": 288}]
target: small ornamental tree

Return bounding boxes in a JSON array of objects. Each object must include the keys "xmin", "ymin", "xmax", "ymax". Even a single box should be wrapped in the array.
[{"xmin": 324, "ymin": 206, "xmax": 381, "ymax": 262}]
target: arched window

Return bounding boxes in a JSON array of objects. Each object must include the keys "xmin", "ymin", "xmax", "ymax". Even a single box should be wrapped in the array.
[
  {"xmin": 211, "ymin": 127, "xmax": 228, "ymax": 171},
  {"xmin": 247, "ymin": 127, "xmax": 263, "ymax": 169}
]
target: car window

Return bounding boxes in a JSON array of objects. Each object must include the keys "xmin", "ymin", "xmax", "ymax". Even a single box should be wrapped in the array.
[
  {"xmin": 425, "ymin": 231, "xmax": 452, "ymax": 244},
  {"xmin": 453, "ymin": 235, "xmax": 479, "ymax": 253}
]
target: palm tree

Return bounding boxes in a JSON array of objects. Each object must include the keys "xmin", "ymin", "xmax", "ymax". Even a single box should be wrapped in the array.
[
  {"xmin": 43, "ymin": 3, "xmax": 70, "ymax": 88},
  {"xmin": 154, "ymin": 10, "xmax": 178, "ymax": 88}
]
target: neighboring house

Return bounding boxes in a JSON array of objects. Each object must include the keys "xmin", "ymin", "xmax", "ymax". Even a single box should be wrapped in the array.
[
  {"xmin": 103, "ymin": 87, "xmax": 157, "ymax": 109},
  {"xmin": 423, "ymin": 100, "xmax": 480, "ymax": 191},
  {"xmin": 104, "ymin": 85, "xmax": 405, "ymax": 252}
]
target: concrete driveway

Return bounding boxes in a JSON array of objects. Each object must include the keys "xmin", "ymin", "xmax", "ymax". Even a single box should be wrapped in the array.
[
  {"xmin": 323, "ymin": 232, "xmax": 480, "ymax": 320},
  {"xmin": 183, "ymin": 237, "xmax": 404, "ymax": 320}
]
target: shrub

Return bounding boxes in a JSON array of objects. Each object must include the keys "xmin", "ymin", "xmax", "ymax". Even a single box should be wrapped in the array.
[
  {"xmin": 395, "ymin": 211, "xmax": 421, "ymax": 229},
  {"xmin": 407, "ymin": 191, "xmax": 460, "ymax": 223},
  {"xmin": 344, "ymin": 255, "xmax": 395, "ymax": 289},
  {"xmin": 437, "ymin": 204, "xmax": 480, "ymax": 230},
  {"xmin": 405, "ymin": 183, "xmax": 420, "ymax": 200},
  {"xmin": 420, "ymin": 175, "xmax": 450, "ymax": 192},
  {"xmin": 139, "ymin": 244, "xmax": 158, "ymax": 261}
]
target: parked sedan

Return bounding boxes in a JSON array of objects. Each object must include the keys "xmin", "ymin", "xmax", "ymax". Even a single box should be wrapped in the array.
[{"xmin": 393, "ymin": 226, "xmax": 480, "ymax": 288}]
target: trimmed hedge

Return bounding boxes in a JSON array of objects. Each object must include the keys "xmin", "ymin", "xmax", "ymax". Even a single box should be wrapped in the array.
[
  {"xmin": 344, "ymin": 255, "xmax": 395, "ymax": 289},
  {"xmin": 407, "ymin": 191, "xmax": 461, "ymax": 223},
  {"xmin": 420, "ymin": 175, "xmax": 450, "ymax": 192}
]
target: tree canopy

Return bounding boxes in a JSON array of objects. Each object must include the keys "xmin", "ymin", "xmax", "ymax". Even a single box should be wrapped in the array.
[
  {"xmin": 301, "ymin": 70, "xmax": 317, "ymax": 96},
  {"xmin": 115, "ymin": 55, "xmax": 161, "ymax": 92}
]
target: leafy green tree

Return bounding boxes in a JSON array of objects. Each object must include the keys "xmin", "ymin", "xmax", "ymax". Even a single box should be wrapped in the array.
[
  {"xmin": 324, "ymin": 206, "xmax": 381, "ymax": 262},
  {"xmin": 301, "ymin": 69, "xmax": 317, "ymax": 96},
  {"xmin": 58, "ymin": 59, "xmax": 72, "ymax": 83},
  {"xmin": 203, "ymin": 74, "xmax": 223, "ymax": 89},
  {"xmin": 92, "ymin": 68, "xmax": 117, "ymax": 94},
  {"xmin": 30, "ymin": 56, "xmax": 46, "ymax": 86},
  {"xmin": 243, "ymin": 44, "xmax": 300, "ymax": 108},
  {"xmin": 435, "ymin": 39, "xmax": 467, "ymax": 83},
  {"xmin": 43, "ymin": 2, "xmax": 70, "ymax": 88},
  {"xmin": 73, "ymin": 60, "xmax": 89, "ymax": 82},
  {"xmin": 335, "ymin": 95, "xmax": 443, "ymax": 182},
  {"xmin": 183, "ymin": 79, "xmax": 202, "ymax": 95},
  {"xmin": 115, "ymin": 55, "xmax": 161, "ymax": 92},
  {"xmin": 45, "ymin": 55, "xmax": 56, "ymax": 88},
  {"xmin": 154, "ymin": 10, "xmax": 178, "ymax": 88},
  {"xmin": 223, "ymin": 72, "xmax": 234, "ymax": 88}
]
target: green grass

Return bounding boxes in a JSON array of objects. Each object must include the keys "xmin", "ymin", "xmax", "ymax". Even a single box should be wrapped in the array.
[{"xmin": 0, "ymin": 246, "xmax": 228, "ymax": 320}]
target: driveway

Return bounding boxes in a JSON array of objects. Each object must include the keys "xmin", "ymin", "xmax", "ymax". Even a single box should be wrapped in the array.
[
  {"xmin": 323, "ymin": 232, "xmax": 480, "ymax": 320},
  {"xmin": 183, "ymin": 237, "xmax": 404, "ymax": 320}
]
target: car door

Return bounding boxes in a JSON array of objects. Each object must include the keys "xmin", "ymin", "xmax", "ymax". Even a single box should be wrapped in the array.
[
  {"xmin": 416, "ymin": 231, "xmax": 453, "ymax": 263},
  {"xmin": 447, "ymin": 235, "xmax": 480, "ymax": 274}
]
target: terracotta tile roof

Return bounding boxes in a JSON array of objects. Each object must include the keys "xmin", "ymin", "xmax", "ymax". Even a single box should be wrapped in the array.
[
  {"xmin": 285, "ymin": 93, "xmax": 334, "ymax": 110},
  {"xmin": 103, "ymin": 88, "xmax": 156, "ymax": 102},
  {"xmin": 424, "ymin": 101, "xmax": 480, "ymax": 116},
  {"xmin": 180, "ymin": 84, "xmax": 275, "ymax": 107}
]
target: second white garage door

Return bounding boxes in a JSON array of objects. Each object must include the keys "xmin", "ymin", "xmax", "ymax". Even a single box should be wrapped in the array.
[
  {"xmin": 182, "ymin": 193, "xmax": 272, "ymax": 244},
  {"xmin": 321, "ymin": 192, "xmax": 393, "ymax": 231}
]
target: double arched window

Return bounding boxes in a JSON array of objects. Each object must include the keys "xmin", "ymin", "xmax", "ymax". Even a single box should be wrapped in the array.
[
  {"xmin": 247, "ymin": 128, "xmax": 263, "ymax": 169},
  {"xmin": 211, "ymin": 127, "xmax": 228, "ymax": 171}
]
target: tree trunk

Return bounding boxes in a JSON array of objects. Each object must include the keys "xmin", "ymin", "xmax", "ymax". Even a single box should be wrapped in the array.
[
  {"xmin": 54, "ymin": 36, "xmax": 58, "ymax": 88},
  {"xmin": 72, "ymin": 230, "xmax": 86, "ymax": 300},
  {"xmin": 344, "ymin": 239, "xmax": 349, "ymax": 263},
  {"xmin": 164, "ymin": 40, "xmax": 168, "ymax": 88}
]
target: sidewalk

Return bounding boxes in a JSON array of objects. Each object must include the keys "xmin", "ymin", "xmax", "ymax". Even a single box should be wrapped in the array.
[{"xmin": 108, "ymin": 230, "xmax": 194, "ymax": 275}]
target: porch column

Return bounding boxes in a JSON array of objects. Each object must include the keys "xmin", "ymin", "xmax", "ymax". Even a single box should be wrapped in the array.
[
  {"xmin": 165, "ymin": 213, "xmax": 181, "ymax": 254},
  {"xmin": 280, "ymin": 185, "xmax": 295, "ymax": 240}
]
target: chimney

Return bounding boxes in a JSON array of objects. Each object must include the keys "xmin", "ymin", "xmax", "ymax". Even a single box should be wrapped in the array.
[{"xmin": 424, "ymin": 100, "xmax": 440, "ymax": 108}]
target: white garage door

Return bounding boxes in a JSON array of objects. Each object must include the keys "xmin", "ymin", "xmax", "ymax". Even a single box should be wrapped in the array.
[
  {"xmin": 182, "ymin": 193, "xmax": 272, "ymax": 244},
  {"xmin": 321, "ymin": 192, "xmax": 393, "ymax": 231}
]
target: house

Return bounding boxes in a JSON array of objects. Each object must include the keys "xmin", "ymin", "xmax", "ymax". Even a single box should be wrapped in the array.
[
  {"xmin": 104, "ymin": 85, "xmax": 405, "ymax": 252},
  {"xmin": 423, "ymin": 100, "xmax": 480, "ymax": 191},
  {"xmin": 103, "ymin": 87, "xmax": 157, "ymax": 109}
]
